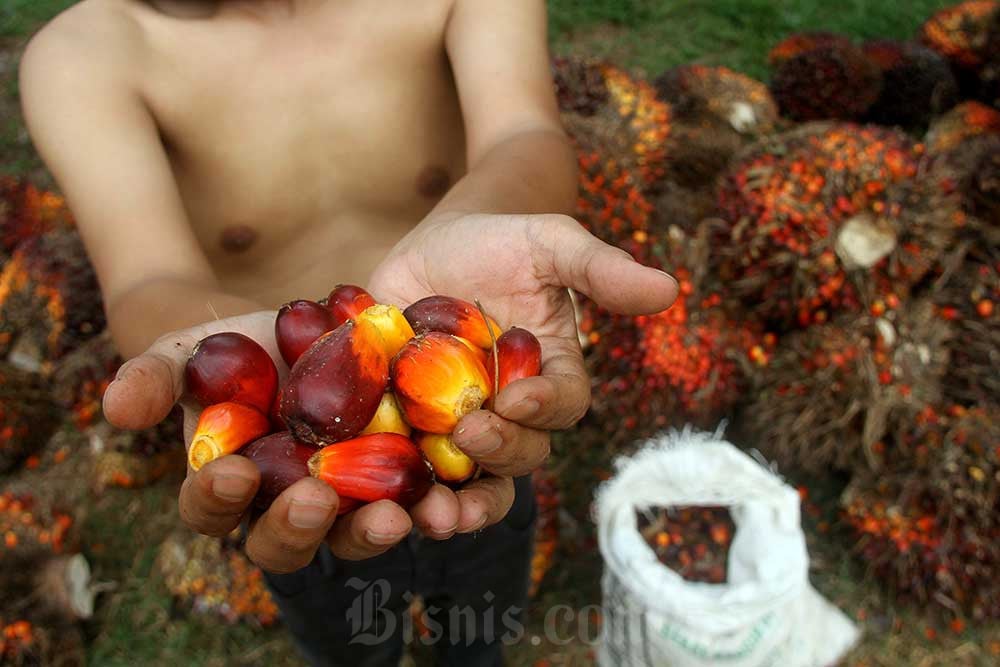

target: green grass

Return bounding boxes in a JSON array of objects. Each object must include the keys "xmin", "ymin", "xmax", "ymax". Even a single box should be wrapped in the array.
[{"xmin": 0, "ymin": 0, "xmax": 76, "ymax": 38}]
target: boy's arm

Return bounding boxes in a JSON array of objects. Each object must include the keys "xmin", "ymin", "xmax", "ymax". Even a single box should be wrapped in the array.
[{"xmin": 19, "ymin": 14, "xmax": 260, "ymax": 359}]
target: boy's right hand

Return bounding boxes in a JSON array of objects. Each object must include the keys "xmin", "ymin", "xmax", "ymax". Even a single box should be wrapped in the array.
[{"xmin": 101, "ymin": 311, "xmax": 415, "ymax": 573}]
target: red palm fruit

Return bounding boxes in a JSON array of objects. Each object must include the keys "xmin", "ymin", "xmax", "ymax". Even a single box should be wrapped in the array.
[
  {"xmin": 275, "ymin": 300, "xmax": 335, "ymax": 367},
  {"xmin": 391, "ymin": 332, "xmax": 491, "ymax": 433},
  {"xmin": 185, "ymin": 332, "xmax": 278, "ymax": 414},
  {"xmin": 269, "ymin": 388, "xmax": 286, "ymax": 431},
  {"xmin": 416, "ymin": 432, "xmax": 476, "ymax": 483},
  {"xmin": 280, "ymin": 318, "xmax": 389, "ymax": 445},
  {"xmin": 486, "ymin": 327, "xmax": 542, "ymax": 391},
  {"xmin": 188, "ymin": 402, "xmax": 271, "ymax": 471},
  {"xmin": 325, "ymin": 284, "xmax": 376, "ymax": 328},
  {"xmin": 241, "ymin": 432, "xmax": 315, "ymax": 510},
  {"xmin": 402, "ymin": 296, "xmax": 501, "ymax": 349},
  {"xmin": 308, "ymin": 433, "xmax": 433, "ymax": 509},
  {"xmin": 355, "ymin": 304, "xmax": 415, "ymax": 359},
  {"xmin": 361, "ymin": 392, "xmax": 411, "ymax": 437}
]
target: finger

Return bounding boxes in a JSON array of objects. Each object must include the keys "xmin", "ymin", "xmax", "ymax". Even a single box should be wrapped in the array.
[
  {"xmin": 327, "ymin": 500, "xmax": 413, "ymax": 561},
  {"xmin": 178, "ymin": 455, "xmax": 260, "ymax": 537},
  {"xmin": 492, "ymin": 336, "xmax": 591, "ymax": 430},
  {"xmin": 244, "ymin": 477, "xmax": 340, "ymax": 573},
  {"xmin": 410, "ymin": 484, "xmax": 461, "ymax": 540},
  {"xmin": 534, "ymin": 215, "xmax": 678, "ymax": 315},
  {"xmin": 455, "ymin": 476, "xmax": 515, "ymax": 533},
  {"xmin": 452, "ymin": 410, "xmax": 550, "ymax": 477}
]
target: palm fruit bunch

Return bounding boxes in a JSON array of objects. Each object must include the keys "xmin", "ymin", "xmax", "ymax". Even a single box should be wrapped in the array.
[
  {"xmin": 91, "ymin": 412, "xmax": 185, "ymax": 492},
  {"xmin": 740, "ymin": 299, "xmax": 952, "ymax": 473},
  {"xmin": 637, "ymin": 505, "xmax": 735, "ymax": 584},
  {"xmin": 652, "ymin": 65, "xmax": 778, "ymax": 188},
  {"xmin": 0, "ymin": 226, "xmax": 104, "ymax": 370},
  {"xmin": 920, "ymin": 0, "xmax": 998, "ymax": 94},
  {"xmin": 924, "ymin": 100, "xmax": 1000, "ymax": 153},
  {"xmin": 0, "ymin": 616, "xmax": 84, "ymax": 667},
  {"xmin": 770, "ymin": 39, "xmax": 883, "ymax": 122},
  {"xmin": 0, "ymin": 491, "xmax": 76, "ymax": 566},
  {"xmin": 157, "ymin": 531, "xmax": 279, "ymax": 626},
  {"xmin": 0, "ymin": 178, "xmax": 71, "ymax": 262},
  {"xmin": 768, "ymin": 32, "xmax": 854, "ymax": 67},
  {"xmin": 50, "ymin": 332, "xmax": 121, "ymax": 430},
  {"xmin": 0, "ymin": 364, "xmax": 57, "ymax": 474},
  {"xmin": 551, "ymin": 56, "xmax": 609, "ymax": 117},
  {"xmin": 713, "ymin": 122, "xmax": 956, "ymax": 329},
  {"xmin": 578, "ymin": 229, "xmax": 768, "ymax": 449},
  {"xmin": 529, "ymin": 467, "xmax": 560, "ymax": 598},
  {"xmin": 861, "ymin": 40, "xmax": 959, "ymax": 128},
  {"xmin": 843, "ymin": 405, "xmax": 1000, "ymax": 620},
  {"xmin": 185, "ymin": 284, "xmax": 542, "ymax": 510}
]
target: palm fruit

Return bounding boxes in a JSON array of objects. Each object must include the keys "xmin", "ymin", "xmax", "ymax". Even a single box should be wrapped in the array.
[
  {"xmin": 402, "ymin": 296, "xmax": 500, "ymax": 350},
  {"xmin": 355, "ymin": 304, "xmax": 415, "ymax": 359},
  {"xmin": 391, "ymin": 332, "xmax": 491, "ymax": 434},
  {"xmin": 240, "ymin": 432, "xmax": 315, "ymax": 510},
  {"xmin": 187, "ymin": 402, "xmax": 271, "ymax": 471},
  {"xmin": 862, "ymin": 40, "xmax": 959, "ymax": 128},
  {"xmin": 416, "ymin": 433, "xmax": 476, "ymax": 483},
  {"xmin": 185, "ymin": 332, "xmax": 278, "ymax": 414},
  {"xmin": 308, "ymin": 433, "xmax": 433, "ymax": 509},
  {"xmin": 920, "ymin": 1, "xmax": 997, "ymax": 69},
  {"xmin": 361, "ymin": 393, "xmax": 411, "ymax": 437},
  {"xmin": 713, "ymin": 123, "xmax": 956, "ymax": 328},
  {"xmin": 325, "ymin": 284, "xmax": 376, "ymax": 328},
  {"xmin": 0, "ymin": 364, "xmax": 57, "ymax": 474},
  {"xmin": 740, "ymin": 299, "xmax": 951, "ymax": 473},
  {"xmin": 486, "ymin": 326, "xmax": 542, "ymax": 392},
  {"xmin": 770, "ymin": 43, "xmax": 883, "ymax": 121},
  {"xmin": 280, "ymin": 318, "xmax": 389, "ymax": 445},
  {"xmin": 275, "ymin": 299, "xmax": 335, "ymax": 367}
]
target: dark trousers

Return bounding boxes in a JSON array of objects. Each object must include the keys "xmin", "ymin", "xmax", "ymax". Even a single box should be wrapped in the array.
[{"xmin": 265, "ymin": 475, "xmax": 536, "ymax": 667}]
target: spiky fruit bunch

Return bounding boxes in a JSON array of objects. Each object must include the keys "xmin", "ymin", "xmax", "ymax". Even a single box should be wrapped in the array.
[
  {"xmin": 574, "ymin": 151, "xmax": 656, "ymax": 261},
  {"xmin": 0, "ymin": 365, "xmax": 57, "ymax": 474},
  {"xmin": 768, "ymin": 32, "xmax": 854, "ymax": 67},
  {"xmin": 924, "ymin": 101, "xmax": 1000, "ymax": 153},
  {"xmin": 770, "ymin": 43, "xmax": 883, "ymax": 121},
  {"xmin": 0, "ymin": 492, "xmax": 76, "ymax": 565},
  {"xmin": 551, "ymin": 57, "xmax": 609, "ymax": 117},
  {"xmin": 844, "ymin": 405, "xmax": 1000, "ymax": 620},
  {"xmin": 529, "ymin": 468, "xmax": 560, "ymax": 598},
  {"xmin": 0, "ymin": 178, "xmax": 72, "ymax": 261},
  {"xmin": 919, "ymin": 0, "xmax": 998, "ymax": 69},
  {"xmin": 741, "ymin": 300, "xmax": 952, "ymax": 473},
  {"xmin": 157, "ymin": 531, "xmax": 278, "ymax": 626},
  {"xmin": 862, "ymin": 41, "xmax": 959, "ymax": 128},
  {"xmin": 0, "ymin": 227, "xmax": 105, "ymax": 367},
  {"xmin": 714, "ymin": 123, "xmax": 956, "ymax": 328}
]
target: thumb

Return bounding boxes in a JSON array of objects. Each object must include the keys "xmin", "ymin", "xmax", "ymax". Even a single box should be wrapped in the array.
[
  {"xmin": 538, "ymin": 216, "xmax": 679, "ymax": 315},
  {"xmin": 102, "ymin": 330, "xmax": 201, "ymax": 430}
]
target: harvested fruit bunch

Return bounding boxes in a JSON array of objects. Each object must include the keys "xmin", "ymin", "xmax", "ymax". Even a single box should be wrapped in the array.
[
  {"xmin": 184, "ymin": 286, "xmax": 542, "ymax": 509},
  {"xmin": 862, "ymin": 41, "xmax": 959, "ymax": 129},
  {"xmin": 919, "ymin": 0, "xmax": 997, "ymax": 69},
  {"xmin": 741, "ymin": 300, "xmax": 951, "ymax": 474},
  {"xmin": 714, "ymin": 122, "xmax": 956, "ymax": 328},
  {"xmin": 768, "ymin": 32, "xmax": 854, "ymax": 67},
  {"xmin": 845, "ymin": 407, "xmax": 1000, "ymax": 619},
  {"xmin": 0, "ymin": 177, "xmax": 72, "ymax": 262},
  {"xmin": 924, "ymin": 101, "xmax": 1000, "ymax": 154},
  {"xmin": 0, "ymin": 491, "xmax": 76, "ymax": 565},
  {"xmin": 636, "ymin": 505, "xmax": 735, "ymax": 584},
  {"xmin": 770, "ymin": 42, "xmax": 883, "ymax": 122},
  {"xmin": 0, "ymin": 364, "xmax": 57, "ymax": 474}
]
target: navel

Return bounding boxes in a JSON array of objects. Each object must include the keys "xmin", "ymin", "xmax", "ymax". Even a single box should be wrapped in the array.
[
  {"xmin": 415, "ymin": 165, "xmax": 451, "ymax": 199},
  {"xmin": 219, "ymin": 225, "xmax": 259, "ymax": 254}
]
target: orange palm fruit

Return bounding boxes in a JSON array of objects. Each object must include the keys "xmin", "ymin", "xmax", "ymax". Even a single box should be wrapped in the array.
[
  {"xmin": 308, "ymin": 433, "xmax": 433, "ymax": 509},
  {"xmin": 391, "ymin": 332, "xmax": 491, "ymax": 433},
  {"xmin": 325, "ymin": 284, "xmax": 377, "ymax": 328},
  {"xmin": 416, "ymin": 432, "xmax": 476, "ymax": 483},
  {"xmin": 355, "ymin": 304, "xmax": 415, "ymax": 359},
  {"xmin": 361, "ymin": 392, "xmax": 412, "ymax": 437},
  {"xmin": 456, "ymin": 336, "xmax": 489, "ymax": 368},
  {"xmin": 188, "ymin": 402, "xmax": 271, "ymax": 472},
  {"xmin": 403, "ymin": 296, "xmax": 501, "ymax": 349},
  {"xmin": 185, "ymin": 332, "xmax": 278, "ymax": 414},
  {"xmin": 280, "ymin": 318, "xmax": 390, "ymax": 445},
  {"xmin": 487, "ymin": 327, "xmax": 543, "ymax": 390}
]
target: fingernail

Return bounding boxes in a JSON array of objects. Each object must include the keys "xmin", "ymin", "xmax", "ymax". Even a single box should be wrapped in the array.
[
  {"xmin": 288, "ymin": 498, "xmax": 336, "ymax": 529},
  {"xmin": 502, "ymin": 398, "xmax": 540, "ymax": 422},
  {"xmin": 456, "ymin": 428, "xmax": 503, "ymax": 456},
  {"xmin": 365, "ymin": 530, "xmax": 407, "ymax": 546},
  {"xmin": 212, "ymin": 474, "xmax": 256, "ymax": 502},
  {"xmin": 459, "ymin": 513, "xmax": 489, "ymax": 534},
  {"xmin": 422, "ymin": 523, "xmax": 459, "ymax": 539}
]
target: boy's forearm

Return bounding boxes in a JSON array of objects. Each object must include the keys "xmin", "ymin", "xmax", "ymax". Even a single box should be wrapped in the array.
[
  {"xmin": 107, "ymin": 278, "xmax": 263, "ymax": 358},
  {"xmin": 430, "ymin": 128, "xmax": 577, "ymax": 222}
]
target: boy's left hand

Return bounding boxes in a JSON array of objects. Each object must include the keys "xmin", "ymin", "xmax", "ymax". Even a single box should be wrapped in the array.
[{"xmin": 368, "ymin": 212, "xmax": 678, "ymax": 542}]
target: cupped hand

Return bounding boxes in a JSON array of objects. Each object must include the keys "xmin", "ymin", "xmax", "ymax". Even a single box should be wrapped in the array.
[
  {"xmin": 368, "ymin": 213, "xmax": 678, "ymax": 537},
  {"xmin": 101, "ymin": 311, "xmax": 413, "ymax": 572}
]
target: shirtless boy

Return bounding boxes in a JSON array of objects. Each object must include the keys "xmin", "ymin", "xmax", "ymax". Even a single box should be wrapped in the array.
[{"xmin": 20, "ymin": 0, "xmax": 678, "ymax": 664}]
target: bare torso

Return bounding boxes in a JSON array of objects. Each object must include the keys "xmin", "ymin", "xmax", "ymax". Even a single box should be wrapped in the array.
[{"xmin": 102, "ymin": 0, "xmax": 466, "ymax": 305}]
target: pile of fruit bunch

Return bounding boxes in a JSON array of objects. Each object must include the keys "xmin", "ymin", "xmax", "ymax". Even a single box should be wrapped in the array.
[
  {"xmin": 713, "ymin": 122, "xmax": 957, "ymax": 329},
  {"xmin": 920, "ymin": 0, "xmax": 998, "ymax": 95},
  {"xmin": 861, "ymin": 40, "xmax": 959, "ymax": 128},
  {"xmin": 652, "ymin": 64, "xmax": 779, "ymax": 194},
  {"xmin": 637, "ymin": 505, "xmax": 735, "ymax": 584},
  {"xmin": 0, "ymin": 364, "xmax": 57, "ymax": 474},
  {"xmin": 740, "ymin": 299, "xmax": 952, "ymax": 473},
  {"xmin": 843, "ymin": 405, "xmax": 1000, "ymax": 620},
  {"xmin": 183, "ymin": 284, "xmax": 542, "ymax": 512},
  {"xmin": 924, "ymin": 100, "xmax": 1000, "ymax": 153}
]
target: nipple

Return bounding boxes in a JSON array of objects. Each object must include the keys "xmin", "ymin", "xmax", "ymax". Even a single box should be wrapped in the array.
[
  {"xmin": 416, "ymin": 166, "xmax": 451, "ymax": 199},
  {"xmin": 219, "ymin": 225, "xmax": 259, "ymax": 254}
]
